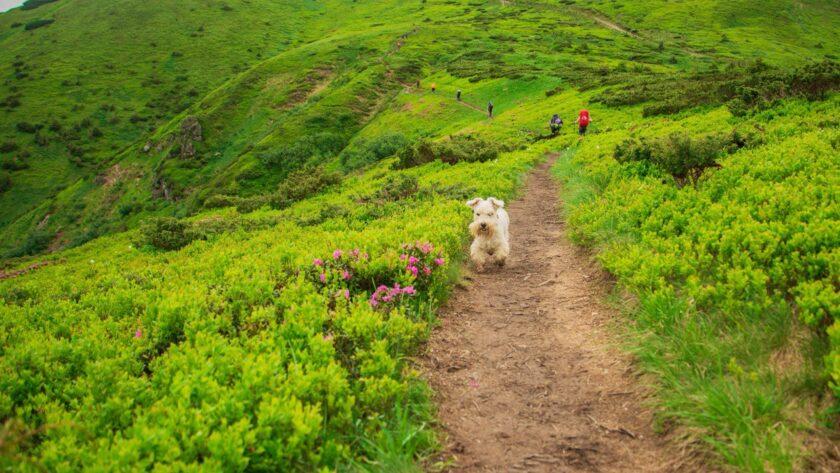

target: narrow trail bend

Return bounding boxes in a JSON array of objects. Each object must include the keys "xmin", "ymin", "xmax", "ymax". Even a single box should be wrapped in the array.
[{"xmin": 422, "ymin": 155, "xmax": 688, "ymax": 472}]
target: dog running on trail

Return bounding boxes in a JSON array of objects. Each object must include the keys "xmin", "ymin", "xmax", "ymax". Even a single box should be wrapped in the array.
[{"xmin": 466, "ymin": 197, "xmax": 509, "ymax": 272}]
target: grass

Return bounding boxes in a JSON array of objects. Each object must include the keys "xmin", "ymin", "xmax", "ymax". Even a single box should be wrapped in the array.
[{"xmin": 0, "ymin": 0, "xmax": 838, "ymax": 470}]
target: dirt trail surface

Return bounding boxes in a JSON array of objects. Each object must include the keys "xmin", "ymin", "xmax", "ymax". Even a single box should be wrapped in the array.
[{"xmin": 422, "ymin": 156, "xmax": 688, "ymax": 472}]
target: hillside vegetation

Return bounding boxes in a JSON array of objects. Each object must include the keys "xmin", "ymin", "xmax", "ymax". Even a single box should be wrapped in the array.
[{"xmin": 1, "ymin": 0, "xmax": 838, "ymax": 471}]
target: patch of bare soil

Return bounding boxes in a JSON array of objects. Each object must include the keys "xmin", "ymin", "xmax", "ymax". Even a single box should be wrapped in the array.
[{"xmin": 422, "ymin": 156, "xmax": 694, "ymax": 472}]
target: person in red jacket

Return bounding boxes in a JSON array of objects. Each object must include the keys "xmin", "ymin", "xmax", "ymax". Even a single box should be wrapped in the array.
[{"xmin": 574, "ymin": 109, "xmax": 592, "ymax": 136}]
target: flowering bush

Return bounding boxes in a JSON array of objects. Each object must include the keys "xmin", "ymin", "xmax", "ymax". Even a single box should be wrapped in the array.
[
  {"xmin": 399, "ymin": 241, "xmax": 446, "ymax": 291},
  {"xmin": 309, "ymin": 242, "xmax": 446, "ymax": 310}
]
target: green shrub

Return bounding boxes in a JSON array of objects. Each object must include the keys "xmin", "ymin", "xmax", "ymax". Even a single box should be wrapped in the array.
[
  {"xmin": 340, "ymin": 133, "xmax": 410, "ymax": 169},
  {"xmin": 270, "ymin": 166, "xmax": 342, "ymax": 209},
  {"xmin": 20, "ymin": 0, "xmax": 59, "ymax": 10},
  {"xmin": 0, "ymin": 172, "xmax": 11, "ymax": 193},
  {"xmin": 375, "ymin": 174, "xmax": 419, "ymax": 201},
  {"xmin": 5, "ymin": 229, "xmax": 53, "ymax": 257},
  {"xmin": 139, "ymin": 217, "xmax": 194, "ymax": 250},
  {"xmin": 24, "ymin": 19, "xmax": 55, "ymax": 31},
  {"xmin": 614, "ymin": 130, "xmax": 760, "ymax": 181},
  {"xmin": 396, "ymin": 134, "xmax": 501, "ymax": 169},
  {"xmin": 1, "ymin": 156, "xmax": 29, "ymax": 171},
  {"xmin": 0, "ymin": 141, "xmax": 18, "ymax": 153},
  {"xmin": 16, "ymin": 122, "xmax": 41, "ymax": 134}
]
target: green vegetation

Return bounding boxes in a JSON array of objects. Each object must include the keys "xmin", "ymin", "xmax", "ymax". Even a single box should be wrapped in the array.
[
  {"xmin": 554, "ymin": 98, "xmax": 839, "ymax": 470},
  {"xmin": 1, "ymin": 0, "xmax": 838, "ymax": 470}
]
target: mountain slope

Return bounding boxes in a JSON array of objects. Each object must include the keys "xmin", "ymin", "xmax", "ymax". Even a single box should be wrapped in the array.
[{"xmin": 1, "ymin": 0, "xmax": 838, "ymax": 471}]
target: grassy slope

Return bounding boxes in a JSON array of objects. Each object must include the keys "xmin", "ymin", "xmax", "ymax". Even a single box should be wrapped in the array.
[{"xmin": 0, "ymin": 0, "xmax": 838, "ymax": 470}]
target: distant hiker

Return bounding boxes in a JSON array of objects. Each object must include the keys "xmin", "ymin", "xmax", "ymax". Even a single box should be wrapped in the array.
[
  {"xmin": 488, "ymin": 101, "xmax": 494, "ymax": 117},
  {"xmin": 456, "ymin": 89, "xmax": 462, "ymax": 101},
  {"xmin": 574, "ymin": 109, "xmax": 591, "ymax": 136},
  {"xmin": 549, "ymin": 114, "xmax": 563, "ymax": 135},
  {"xmin": 431, "ymin": 83, "xmax": 437, "ymax": 93}
]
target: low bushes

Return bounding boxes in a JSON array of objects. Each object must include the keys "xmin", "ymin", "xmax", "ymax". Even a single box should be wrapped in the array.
[
  {"xmin": 613, "ymin": 129, "xmax": 761, "ymax": 181},
  {"xmin": 24, "ymin": 19, "xmax": 54, "ymax": 31},
  {"xmin": 339, "ymin": 133, "xmax": 410, "ymax": 170},
  {"xmin": 204, "ymin": 166, "xmax": 342, "ymax": 213},
  {"xmin": 396, "ymin": 134, "xmax": 501, "ymax": 169},
  {"xmin": 595, "ymin": 60, "xmax": 840, "ymax": 117}
]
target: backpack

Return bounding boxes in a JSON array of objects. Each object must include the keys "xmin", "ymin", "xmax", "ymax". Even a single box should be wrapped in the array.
[{"xmin": 578, "ymin": 110, "xmax": 590, "ymax": 126}]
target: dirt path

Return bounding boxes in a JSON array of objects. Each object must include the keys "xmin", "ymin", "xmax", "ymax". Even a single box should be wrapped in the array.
[{"xmin": 422, "ymin": 155, "xmax": 688, "ymax": 472}]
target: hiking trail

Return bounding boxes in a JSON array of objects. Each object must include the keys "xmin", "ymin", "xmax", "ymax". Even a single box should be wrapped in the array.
[{"xmin": 422, "ymin": 155, "xmax": 691, "ymax": 472}]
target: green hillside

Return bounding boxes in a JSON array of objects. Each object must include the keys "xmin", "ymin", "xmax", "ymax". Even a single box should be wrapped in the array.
[{"xmin": 1, "ymin": 0, "xmax": 838, "ymax": 471}]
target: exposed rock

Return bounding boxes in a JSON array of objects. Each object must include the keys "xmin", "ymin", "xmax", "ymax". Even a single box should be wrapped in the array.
[
  {"xmin": 152, "ymin": 176, "xmax": 173, "ymax": 201},
  {"xmin": 146, "ymin": 116, "xmax": 203, "ymax": 159}
]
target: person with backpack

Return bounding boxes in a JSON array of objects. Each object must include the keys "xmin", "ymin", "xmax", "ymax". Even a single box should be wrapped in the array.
[
  {"xmin": 574, "ymin": 109, "xmax": 592, "ymax": 136},
  {"xmin": 456, "ymin": 89, "xmax": 462, "ymax": 101},
  {"xmin": 488, "ymin": 101, "xmax": 494, "ymax": 117},
  {"xmin": 549, "ymin": 114, "xmax": 563, "ymax": 135},
  {"xmin": 430, "ymin": 82, "xmax": 436, "ymax": 93}
]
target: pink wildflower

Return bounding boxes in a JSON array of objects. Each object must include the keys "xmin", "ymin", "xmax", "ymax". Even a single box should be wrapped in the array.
[
  {"xmin": 134, "ymin": 329, "xmax": 142, "ymax": 339},
  {"xmin": 351, "ymin": 248, "xmax": 360, "ymax": 258},
  {"xmin": 343, "ymin": 289, "xmax": 350, "ymax": 300},
  {"xmin": 407, "ymin": 265, "xmax": 419, "ymax": 277},
  {"xmin": 313, "ymin": 258, "xmax": 323, "ymax": 267},
  {"xmin": 421, "ymin": 243, "xmax": 433, "ymax": 254},
  {"xmin": 342, "ymin": 270, "xmax": 351, "ymax": 280},
  {"xmin": 403, "ymin": 286, "xmax": 416, "ymax": 295},
  {"xmin": 408, "ymin": 255, "xmax": 419, "ymax": 265},
  {"xmin": 423, "ymin": 266, "xmax": 432, "ymax": 276},
  {"xmin": 332, "ymin": 249, "xmax": 342, "ymax": 260},
  {"xmin": 434, "ymin": 257, "xmax": 445, "ymax": 266},
  {"xmin": 319, "ymin": 273, "xmax": 327, "ymax": 283},
  {"xmin": 399, "ymin": 254, "xmax": 407, "ymax": 261}
]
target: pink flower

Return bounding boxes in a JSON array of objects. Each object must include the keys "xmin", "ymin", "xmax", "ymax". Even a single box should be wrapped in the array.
[
  {"xmin": 343, "ymin": 289, "xmax": 350, "ymax": 300},
  {"xmin": 332, "ymin": 249, "xmax": 342, "ymax": 260},
  {"xmin": 403, "ymin": 286, "xmax": 416, "ymax": 295},
  {"xmin": 423, "ymin": 266, "xmax": 432, "ymax": 275},
  {"xmin": 399, "ymin": 254, "xmax": 407, "ymax": 261},
  {"xmin": 134, "ymin": 329, "xmax": 142, "ymax": 339},
  {"xmin": 342, "ymin": 270, "xmax": 351, "ymax": 280},
  {"xmin": 351, "ymin": 248, "xmax": 360, "ymax": 258},
  {"xmin": 319, "ymin": 273, "xmax": 326, "ymax": 283},
  {"xmin": 421, "ymin": 243, "xmax": 433, "ymax": 254},
  {"xmin": 408, "ymin": 256, "xmax": 419, "ymax": 265},
  {"xmin": 434, "ymin": 257, "xmax": 445, "ymax": 266},
  {"xmin": 313, "ymin": 258, "xmax": 323, "ymax": 267},
  {"xmin": 370, "ymin": 295, "xmax": 379, "ymax": 307},
  {"xmin": 407, "ymin": 265, "xmax": 419, "ymax": 277}
]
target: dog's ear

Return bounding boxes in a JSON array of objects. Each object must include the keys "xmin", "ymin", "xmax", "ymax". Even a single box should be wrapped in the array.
[
  {"xmin": 488, "ymin": 198, "xmax": 505, "ymax": 209},
  {"xmin": 466, "ymin": 198, "xmax": 482, "ymax": 208}
]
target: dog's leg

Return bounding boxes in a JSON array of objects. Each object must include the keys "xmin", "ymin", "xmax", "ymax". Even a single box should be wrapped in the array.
[{"xmin": 471, "ymin": 242, "xmax": 488, "ymax": 272}]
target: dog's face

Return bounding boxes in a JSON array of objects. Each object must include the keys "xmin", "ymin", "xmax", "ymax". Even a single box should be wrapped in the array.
[{"xmin": 467, "ymin": 197, "xmax": 504, "ymax": 237}]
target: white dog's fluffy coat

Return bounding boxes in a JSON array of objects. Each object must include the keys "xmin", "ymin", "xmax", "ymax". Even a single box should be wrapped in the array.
[{"xmin": 467, "ymin": 197, "xmax": 510, "ymax": 271}]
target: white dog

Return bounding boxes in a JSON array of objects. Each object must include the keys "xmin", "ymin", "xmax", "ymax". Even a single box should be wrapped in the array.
[{"xmin": 467, "ymin": 197, "xmax": 510, "ymax": 271}]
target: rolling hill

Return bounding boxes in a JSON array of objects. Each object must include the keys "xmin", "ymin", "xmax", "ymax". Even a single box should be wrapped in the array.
[{"xmin": 1, "ymin": 0, "xmax": 838, "ymax": 471}]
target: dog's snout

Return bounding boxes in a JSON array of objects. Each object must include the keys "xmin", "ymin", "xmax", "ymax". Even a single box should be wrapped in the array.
[{"xmin": 480, "ymin": 222, "xmax": 487, "ymax": 228}]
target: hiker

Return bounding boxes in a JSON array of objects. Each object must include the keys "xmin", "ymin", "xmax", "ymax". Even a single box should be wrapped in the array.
[
  {"xmin": 488, "ymin": 101, "xmax": 494, "ymax": 117},
  {"xmin": 574, "ymin": 109, "xmax": 591, "ymax": 136},
  {"xmin": 456, "ymin": 89, "xmax": 462, "ymax": 101},
  {"xmin": 549, "ymin": 114, "xmax": 563, "ymax": 135},
  {"xmin": 431, "ymin": 82, "xmax": 436, "ymax": 93}
]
